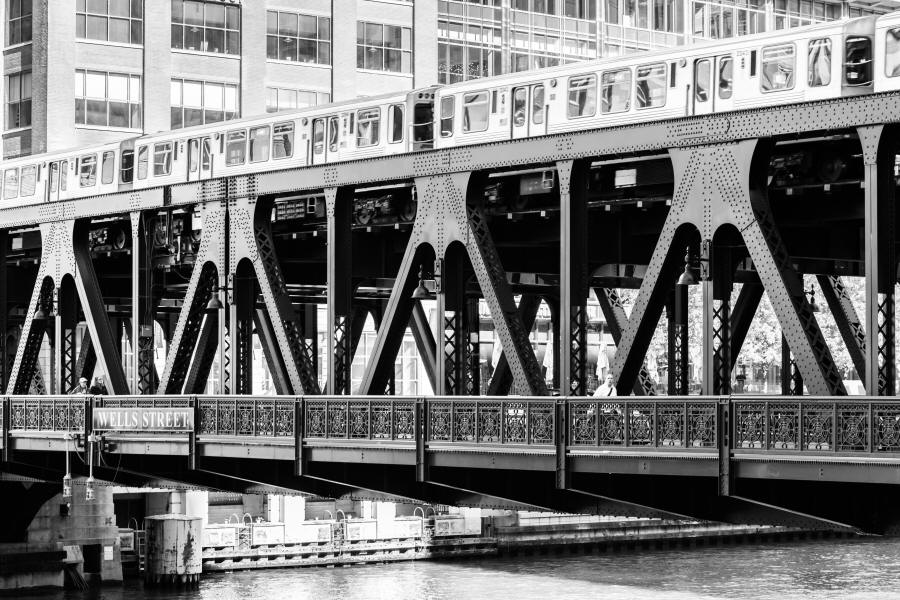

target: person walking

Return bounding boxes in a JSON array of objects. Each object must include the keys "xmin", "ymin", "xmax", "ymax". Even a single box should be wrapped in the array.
[{"xmin": 71, "ymin": 377, "xmax": 89, "ymax": 395}]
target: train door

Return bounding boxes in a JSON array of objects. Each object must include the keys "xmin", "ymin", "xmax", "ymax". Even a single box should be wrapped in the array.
[
  {"xmin": 511, "ymin": 84, "xmax": 546, "ymax": 139},
  {"xmin": 693, "ymin": 55, "xmax": 732, "ymax": 115},
  {"xmin": 47, "ymin": 160, "xmax": 61, "ymax": 202},
  {"xmin": 187, "ymin": 136, "xmax": 213, "ymax": 181},
  {"xmin": 311, "ymin": 116, "xmax": 339, "ymax": 164}
]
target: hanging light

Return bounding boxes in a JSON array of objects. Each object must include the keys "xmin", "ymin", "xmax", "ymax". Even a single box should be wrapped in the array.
[
  {"xmin": 85, "ymin": 433, "xmax": 97, "ymax": 502},
  {"xmin": 411, "ymin": 265, "xmax": 433, "ymax": 300},
  {"xmin": 806, "ymin": 287, "xmax": 821, "ymax": 313},
  {"xmin": 207, "ymin": 286, "xmax": 223, "ymax": 311},
  {"xmin": 676, "ymin": 248, "xmax": 698, "ymax": 286}
]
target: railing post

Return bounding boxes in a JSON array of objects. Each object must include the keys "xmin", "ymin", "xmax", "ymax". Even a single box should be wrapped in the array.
[
  {"xmin": 415, "ymin": 397, "xmax": 427, "ymax": 483},
  {"xmin": 1, "ymin": 396, "xmax": 8, "ymax": 462},
  {"xmin": 555, "ymin": 398, "xmax": 568, "ymax": 489},
  {"xmin": 294, "ymin": 397, "xmax": 304, "ymax": 477},
  {"xmin": 188, "ymin": 396, "xmax": 198, "ymax": 470},
  {"xmin": 84, "ymin": 397, "xmax": 93, "ymax": 446},
  {"xmin": 718, "ymin": 396, "xmax": 731, "ymax": 496}
]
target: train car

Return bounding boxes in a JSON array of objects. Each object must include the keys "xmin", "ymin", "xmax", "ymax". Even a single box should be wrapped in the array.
[
  {"xmin": 874, "ymin": 11, "xmax": 900, "ymax": 91},
  {"xmin": 0, "ymin": 139, "xmax": 132, "ymax": 209},
  {"xmin": 433, "ymin": 16, "xmax": 876, "ymax": 149}
]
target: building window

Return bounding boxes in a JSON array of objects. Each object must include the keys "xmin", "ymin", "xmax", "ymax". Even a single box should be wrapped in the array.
[
  {"xmin": 266, "ymin": 11, "xmax": 331, "ymax": 64},
  {"xmin": 5, "ymin": 71, "xmax": 31, "ymax": 130},
  {"xmin": 357, "ymin": 21, "xmax": 412, "ymax": 73},
  {"xmin": 171, "ymin": 0, "xmax": 240, "ymax": 55},
  {"xmin": 75, "ymin": 70, "xmax": 142, "ymax": 129},
  {"xmin": 76, "ymin": 0, "xmax": 143, "ymax": 45},
  {"xmin": 170, "ymin": 79, "xmax": 239, "ymax": 129},
  {"xmin": 265, "ymin": 88, "xmax": 329, "ymax": 113},
  {"xmin": 6, "ymin": 0, "xmax": 32, "ymax": 45}
]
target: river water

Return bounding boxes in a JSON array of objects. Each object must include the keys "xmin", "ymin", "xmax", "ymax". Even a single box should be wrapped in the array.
[{"xmin": 25, "ymin": 536, "xmax": 900, "ymax": 600}]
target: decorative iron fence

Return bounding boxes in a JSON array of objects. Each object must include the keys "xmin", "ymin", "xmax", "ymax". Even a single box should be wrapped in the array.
[
  {"xmin": 98, "ymin": 396, "xmax": 191, "ymax": 408},
  {"xmin": 568, "ymin": 400, "xmax": 718, "ymax": 448},
  {"xmin": 733, "ymin": 401, "xmax": 900, "ymax": 453},
  {"xmin": 198, "ymin": 397, "xmax": 295, "ymax": 437},
  {"xmin": 9, "ymin": 396, "xmax": 86, "ymax": 431},
  {"xmin": 427, "ymin": 399, "xmax": 555, "ymax": 444},
  {"xmin": 304, "ymin": 399, "xmax": 416, "ymax": 441}
]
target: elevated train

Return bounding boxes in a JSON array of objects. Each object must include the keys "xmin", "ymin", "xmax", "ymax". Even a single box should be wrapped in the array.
[{"xmin": 4, "ymin": 13, "xmax": 900, "ymax": 221}]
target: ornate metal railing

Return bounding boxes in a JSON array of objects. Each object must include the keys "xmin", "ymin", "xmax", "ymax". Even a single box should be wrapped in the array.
[
  {"xmin": 427, "ymin": 399, "xmax": 555, "ymax": 444},
  {"xmin": 304, "ymin": 398, "xmax": 416, "ymax": 441},
  {"xmin": 569, "ymin": 400, "xmax": 718, "ymax": 448},
  {"xmin": 8, "ymin": 396, "xmax": 86, "ymax": 431},
  {"xmin": 198, "ymin": 396, "xmax": 295, "ymax": 437},
  {"xmin": 733, "ymin": 400, "xmax": 900, "ymax": 453},
  {"xmin": 98, "ymin": 396, "xmax": 191, "ymax": 408}
]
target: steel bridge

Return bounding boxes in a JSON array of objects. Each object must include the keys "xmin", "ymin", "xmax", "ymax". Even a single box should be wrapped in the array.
[{"xmin": 3, "ymin": 93, "xmax": 900, "ymax": 535}]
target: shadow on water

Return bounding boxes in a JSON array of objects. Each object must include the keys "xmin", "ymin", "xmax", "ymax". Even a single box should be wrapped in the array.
[{"xmin": 17, "ymin": 536, "xmax": 900, "ymax": 600}]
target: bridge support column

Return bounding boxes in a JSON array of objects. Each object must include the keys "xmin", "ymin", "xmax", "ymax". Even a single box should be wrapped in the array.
[
  {"xmin": 859, "ymin": 125, "xmax": 896, "ymax": 396},
  {"xmin": 671, "ymin": 284, "xmax": 689, "ymax": 395},
  {"xmin": 558, "ymin": 160, "xmax": 588, "ymax": 396},
  {"xmin": 409, "ymin": 302, "xmax": 437, "ymax": 393},
  {"xmin": 129, "ymin": 212, "xmax": 156, "ymax": 394},
  {"xmin": 438, "ymin": 251, "xmax": 466, "ymax": 396},
  {"xmin": 817, "ymin": 275, "xmax": 866, "ymax": 383},
  {"xmin": 705, "ymin": 242, "xmax": 732, "ymax": 395},
  {"xmin": 326, "ymin": 187, "xmax": 354, "ymax": 395},
  {"xmin": 486, "ymin": 294, "xmax": 540, "ymax": 396},
  {"xmin": 55, "ymin": 280, "xmax": 77, "ymax": 395}
]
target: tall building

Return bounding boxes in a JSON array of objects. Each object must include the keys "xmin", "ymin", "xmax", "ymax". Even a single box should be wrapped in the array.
[{"xmin": 2, "ymin": 0, "xmax": 892, "ymax": 159}]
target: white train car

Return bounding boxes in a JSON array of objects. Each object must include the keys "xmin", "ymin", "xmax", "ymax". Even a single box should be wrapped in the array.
[
  {"xmin": 433, "ymin": 16, "xmax": 876, "ymax": 149},
  {"xmin": 874, "ymin": 11, "xmax": 900, "ymax": 90}
]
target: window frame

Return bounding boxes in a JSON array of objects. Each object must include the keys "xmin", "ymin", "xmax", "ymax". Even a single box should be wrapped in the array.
[
  {"xmin": 273, "ymin": 122, "xmax": 294, "ymax": 159},
  {"xmin": 635, "ymin": 62, "xmax": 667, "ymax": 109},
  {"xmin": 462, "ymin": 91, "xmax": 490, "ymax": 133},
  {"xmin": 249, "ymin": 125, "xmax": 271, "ymax": 163},
  {"xmin": 601, "ymin": 68, "xmax": 632, "ymax": 114},
  {"xmin": 3, "ymin": 168, "xmax": 18, "ymax": 200},
  {"xmin": 76, "ymin": 0, "xmax": 143, "ymax": 45},
  {"xmin": 266, "ymin": 10, "xmax": 331, "ymax": 65},
  {"xmin": 225, "ymin": 129, "xmax": 247, "ymax": 166},
  {"xmin": 440, "ymin": 95, "xmax": 455, "ymax": 137},
  {"xmin": 171, "ymin": 0, "xmax": 240, "ymax": 55},
  {"xmin": 718, "ymin": 56, "xmax": 734, "ymax": 99},
  {"xmin": 5, "ymin": 70, "xmax": 32, "ymax": 131},
  {"xmin": 19, "ymin": 164, "xmax": 36, "ymax": 196},
  {"xmin": 136, "ymin": 146, "xmax": 149, "ymax": 180},
  {"xmin": 388, "ymin": 104, "xmax": 404, "ymax": 144},
  {"xmin": 356, "ymin": 107, "xmax": 381, "ymax": 147},
  {"xmin": 6, "ymin": 0, "xmax": 33, "ymax": 46},
  {"xmin": 356, "ymin": 21, "xmax": 413, "ymax": 74},
  {"xmin": 807, "ymin": 38, "xmax": 831, "ymax": 88},
  {"xmin": 75, "ymin": 69, "xmax": 142, "ymax": 130},
  {"xmin": 101, "ymin": 150, "xmax": 116, "ymax": 185},
  {"xmin": 567, "ymin": 74, "xmax": 597, "ymax": 119},
  {"xmin": 152, "ymin": 142, "xmax": 173, "ymax": 177},
  {"xmin": 170, "ymin": 78, "xmax": 239, "ymax": 129},
  {"xmin": 760, "ymin": 43, "xmax": 796, "ymax": 93},
  {"xmin": 80, "ymin": 153, "xmax": 98, "ymax": 187},
  {"xmin": 886, "ymin": 28, "xmax": 900, "ymax": 78}
]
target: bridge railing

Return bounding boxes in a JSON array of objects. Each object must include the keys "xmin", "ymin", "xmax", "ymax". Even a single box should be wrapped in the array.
[
  {"xmin": 733, "ymin": 398, "xmax": 900, "ymax": 453},
  {"xmin": 8, "ymin": 396, "xmax": 87, "ymax": 432},
  {"xmin": 304, "ymin": 397, "xmax": 416, "ymax": 441},
  {"xmin": 427, "ymin": 398, "xmax": 555, "ymax": 445},
  {"xmin": 197, "ymin": 396, "xmax": 296, "ymax": 437}
]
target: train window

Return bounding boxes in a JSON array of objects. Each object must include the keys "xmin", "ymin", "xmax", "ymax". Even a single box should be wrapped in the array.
[
  {"xmin": 153, "ymin": 142, "xmax": 173, "ymax": 176},
  {"xmin": 101, "ymin": 151, "xmax": 115, "ymax": 185},
  {"xmin": 568, "ymin": 75, "xmax": 596, "ymax": 118},
  {"xmin": 491, "ymin": 90, "xmax": 498, "ymax": 113},
  {"xmin": 414, "ymin": 101, "xmax": 434, "ymax": 143},
  {"xmin": 49, "ymin": 162, "xmax": 59, "ymax": 192},
  {"xmin": 886, "ymin": 29, "xmax": 900, "ymax": 77},
  {"xmin": 440, "ymin": 96, "xmax": 455, "ymax": 137},
  {"xmin": 695, "ymin": 59, "xmax": 711, "ymax": 102},
  {"xmin": 4, "ymin": 169, "xmax": 18, "ymax": 200},
  {"xmin": 357, "ymin": 108, "xmax": 381, "ymax": 147},
  {"xmin": 121, "ymin": 150, "xmax": 134, "ymax": 183},
  {"xmin": 513, "ymin": 88, "xmax": 527, "ymax": 126},
  {"xmin": 328, "ymin": 117, "xmax": 339, "ymax": 152},
  {"xmin": 202, "ymin": 138, "xmax": 212, "ymax": 170},
  {"xmin": 250, "ymin": 126, "xmax": 271, "ymax": 163},
  {"xmin": 532, "ymin": 85, "xmax": 545, "ymax": 124},
  {"xmin": 137, "ymin": 146, "xmax": 149, "ymax": 180},
  {"xmin": 273, "ymin": 122, "xmax": 294, "ymax": 158},
  {"xmin": 226, "ymin": 130, "xmax": 247, "ymax": 166},
  {"xmin": 462, "ymin": 92, "xmax": 489, "ymax": 133},
  {"xmin": 670, "ymin": 62, "xmax": 677, "ymax": 87},
  {"xmin": 313, "ymin": 119, "xmax": 325, "ymax": 156},
  {"xmin": 601, "ymin": 69, "xmax": 632, "ymax": 113},
  {"xmin": 188, "ymin": 139, "xmax": 199, "ymax": 173},
  {"xmin": 636, "ymin": 63, "xmax": 666, "ymax": 108},
  {"xmin": 389, "ymin": 105, "xmax": 404, "ymax": 144},
  {"xmin": 750, "ymin": 50, "xmax": 757, "ymax": 76},
  {"xmin": 760, "ymin": 44, "xmax": 795, "ymax": 91},
  {"xmin": 845, "ymin": 37, "xmax": 872, "ymax": 86},
  {"xmin": 80, "ymin": 154, "xmax": 97, "ymax": 187},
  {"xmin": 20, "ymin": 166, "xmax": 36, "ymax": 196},
  {"xmin": 807, "ymin": 39, "xmax": 831, "ymax": 87},
  {"xmin": 60, "ymin": 161, "xmax": 68, "ymax": 191},
  {"xmin": 719, "ymin": 57, "xmax": 734, "ymax": 99}
]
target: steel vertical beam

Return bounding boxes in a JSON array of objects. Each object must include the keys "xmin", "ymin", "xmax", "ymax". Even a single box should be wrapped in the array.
[
  {"xmin": 487, "ymin": 294, "xmax": 541, "ymax": 396},
  {"xmin": 409, "ymin": 302, "xmax": 437, "ymax": 393},
  {"xmin": 253, "ymin": 308, "xmax": 290, "ymax": 396},
  {"xmin": 672, "ymin": 283, "xmax": 689, "ymax": 395},
  {"xmin": 558, "ymin": 159, "xmax": 589, "ymax": 396},
  {"xmin": 859, "ymin": 125, "xmax": 896, "ymax": 396},
  {"xmin": 325, "ymin": 186, "xmax": 353, "ymax": 395},
  {"xmin": 129, "ymin": 211, "xmax": 155, "ymax": 394},
  {"xmin": 729, "ymin": 281, "xmax": 763, "ymax": 369}
]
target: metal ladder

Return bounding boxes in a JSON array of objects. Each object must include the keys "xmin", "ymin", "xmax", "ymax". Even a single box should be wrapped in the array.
[{"xmin": 135, "ymin": 530, "xmax": 146, "ymax": 572}]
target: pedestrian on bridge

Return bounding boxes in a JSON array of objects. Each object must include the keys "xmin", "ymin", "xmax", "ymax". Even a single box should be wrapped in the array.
[
  {"xmin": 70, "ymin": 377, "xmax": 89, "ymax": 395},
  {"xmin": 593, "ymin": 374, "xmax": 617, "ymax": 397}
]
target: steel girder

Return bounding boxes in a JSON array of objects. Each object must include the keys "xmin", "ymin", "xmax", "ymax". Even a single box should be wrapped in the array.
[
  {"xmin": 325, "ymin": 187, "xmax": 353, "ymax": 395},
  {"xmin": 817, "ymin": 275, "xmax": 866, "ymax": 384},
  {"xmin": 729, "ymin": 280, "xmax": 763, "ymax": 369},
  {"xmin": 781, "ymin": 335, "xmax": 804, "ymax": 395},
  {"xmin": 360, "ymin": 172, "xmax": 546, "ymax": 396},
  {"xmin": 409, "ymin": 302, "xmax": 437, "ymax": 392},
  {"xmin": 129, "ymin": 212, "xmax": 157, "ymax": 394},
  {"xmin": 558, "ymin": 160, "xmax": 589, "ymax": 396},
  {"xmin": 612, "ymin": 140, "xmax": 844, "ymax": 395},
  {"xmin": 859, "ymin": 125, "xmax": 896, "ymax": 396},
  {"xmin": 486, "ymin": 294, "xmax": 541, "ymax": 396},
  {"xmin": 6, "ymin": 220, "xmax": 127, "ymax": 395},
  {"xmin": 594, "ymin": 287, "xmax": 656, "ymax": 395}
]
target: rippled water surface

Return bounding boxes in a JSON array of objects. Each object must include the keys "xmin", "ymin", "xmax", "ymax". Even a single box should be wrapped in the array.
[{"xmin": 22, "ymin": 537, "xmax": 900, "ymax": 600}]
